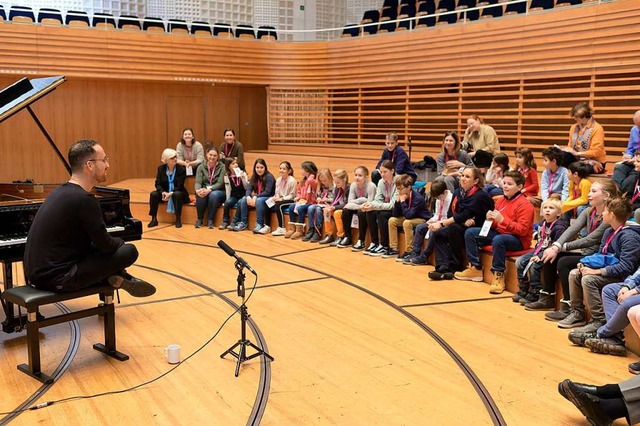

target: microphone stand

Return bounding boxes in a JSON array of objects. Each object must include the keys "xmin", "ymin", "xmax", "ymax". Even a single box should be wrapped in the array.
[
  {"xmin": 407, "ymin": 136, "xmax": 412, "ymax": 162},
  {"xmin": 220, "ymin": 259, "xmax": 273, "ymax": 377}
]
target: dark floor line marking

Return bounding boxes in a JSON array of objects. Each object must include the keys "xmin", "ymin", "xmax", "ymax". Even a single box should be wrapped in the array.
[
  {"xmin": 141, "ymin": 224, "xmax": 174, "ymax": 234},
  {"xmin": 271, "ymin": 246, "xmax": 331, "ymax": 258},
  {"xmin": 400, "ymin": 295, "xmax": 512, "ymax": 309},
  {"xmin": 143, "ymin": 237, "xmax": 506, "ymax": 426},
  {"xmin": 1, "ymin": 304, "xmax": 80, "ymax": 425}
]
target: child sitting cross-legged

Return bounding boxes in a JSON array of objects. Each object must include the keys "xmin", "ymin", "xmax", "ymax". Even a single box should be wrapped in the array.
[
  {"xmin": 455, "ymin": 171, "xmax": 535, "ymax": 294},
  {"xmin": 513, "ymin": 198, "xmax": 568, "ymax": 307}
]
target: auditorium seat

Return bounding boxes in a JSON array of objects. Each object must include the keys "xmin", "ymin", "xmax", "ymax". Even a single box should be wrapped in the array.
[
  {"xmin": 479, "ymin": 0, "xmax": 503, "ymax": 19},
  {"xmin": 555, "ymin": 0, "xmax": 582, "ymax": 6},
  {"xmin": 416, "ymin": 0, "xmax": 436, "ymax": 28},
  {"xmin": 457, "ymin": 0, "xmax": 479, "ymax": 21},
  {"xmin": 168, "ymin": 19, "xmax": 189, "ymax": 34},
  {"xmin": 361, "ymin": 10, "xmax": 380, "ymax": 35},
  {"xmin": 341, "ymin": 24, "xmax": 361, "ymax": 37},
  {"xmin": 213, "ymin": 23, "xmax": 233, "ymax": 38},
  {"xmin": 378, "ymin": 20, "xmax": 396, "ymax": 33},
  {"xmin": 435, "ymin": 0, "xmax": 456, "ymax": 25},
  {"xmin": 257, "ymin": 26, "xmax": 278, "ymax": 41},
  {"xmin": 92, "ymin": 12, "xmax": 116, "ymax": 29},
  {"xmin": 530, "ymin": 0, "xmax": 555, "ymax": 10},
  {"xmin": 236, "ymin": 24, "xmax": 255, "ymax": 39},
  {"xmin": 9, "ymin": 5, "xmax": 34, "ymax": 23},
  {"xmin": 37, "ymin": 8, "xmax": 63, "ymax": 26},
  {"xmin": 191, "ymin": 21, "xmax": 212, "ymax": 36},
  {"xmin": 382, "ymin": 0, "xmax": 400, "ymax": 9},
  {"xmin": 143, "ymin": 17, "xmax": 165, "ymax": 33},
  {"xmin": 118, "ymin": 15, "xmax": 141, "ymax": 31},
  {"xmin": 505, "ymin": 1, "xmax": 526, "ymax": 15},
  {"xmin": 0, "ymin": 5, "xmax": 5, "ymax": 21},
  {"xmin": 398, "ymin": 2, "xmax": 417, "ymax": 19},
  {"xmin": 65, "ymin": 10, "xmax": 90, "ymax": 27},
  {"xmin": 381, "ymin": 6, "xmax": 398, "ymax": 22}
]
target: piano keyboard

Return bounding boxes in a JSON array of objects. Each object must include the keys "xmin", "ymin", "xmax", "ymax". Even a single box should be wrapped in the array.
[{"xmin": 0, "ymin": 225, "xmax": 126, "ymax": 247}]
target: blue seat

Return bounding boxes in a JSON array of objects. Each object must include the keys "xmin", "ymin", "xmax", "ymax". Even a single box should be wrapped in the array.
[
  {"xmin": 65, "ymin": 10, "xmax": 90, "ymax": 26},
  {"xmin": 37, "ymin": 8, "xmax": 63, "ymax": 25},
  {"xmin": 236, "ymin": 24, "xmax": 255, "ymax": 38},
  {"xmin": 9, "ymin": 5, "xmax": 35, "ymax": 22},
  {"xmin": 257, "ymin": 25, "xmax": 277, "ymax": 40},
  {"xmin": 92, "ymin": 12, "xmax": 116, "ymax": 28},
  {"xmin": 143, "ymin": 17, "xmax": 165, "ymax": 32},
  {"xmin": 191, "ymin": 21, "xmax": 212, "ymax": 35},
  {"xmin": 118, "ymin": 15, "xmax": 141, "ymax": 30}
]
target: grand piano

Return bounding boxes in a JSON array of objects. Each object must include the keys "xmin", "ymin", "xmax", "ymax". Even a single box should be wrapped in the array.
[{"xmin": 0, "ymin": 76, "xmax": 143, "ymax": 333}]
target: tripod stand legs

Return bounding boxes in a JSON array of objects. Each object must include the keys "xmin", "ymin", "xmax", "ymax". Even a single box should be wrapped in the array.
[{"xmin": 221, "ymin": 339, "xmax": 274, "ymax": 377}]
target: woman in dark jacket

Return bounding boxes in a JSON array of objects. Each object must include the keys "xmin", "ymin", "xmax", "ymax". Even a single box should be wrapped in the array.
[{"xmin": 148, "ymin": 148, "xmax": 189, "ymax": 228}]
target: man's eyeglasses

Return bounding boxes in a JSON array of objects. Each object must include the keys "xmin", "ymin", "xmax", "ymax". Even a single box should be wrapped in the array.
[{"xmin": 88, "ymin": 157, "xmax": 109, "ymax": 164}]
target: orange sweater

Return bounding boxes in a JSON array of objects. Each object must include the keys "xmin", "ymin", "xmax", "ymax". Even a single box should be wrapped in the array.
[
  {"xmin": 492, "ymin": 193, "xmax": 535, "ymax": 249},
  {"xmin": 567, "ymin": 120, "xmax": 606, "ymax": 164}
]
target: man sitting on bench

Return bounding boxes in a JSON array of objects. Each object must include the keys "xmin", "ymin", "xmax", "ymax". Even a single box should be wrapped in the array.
[{"xmin": 24, "ymin": 139, "xmax": 155, "ymax": 297}]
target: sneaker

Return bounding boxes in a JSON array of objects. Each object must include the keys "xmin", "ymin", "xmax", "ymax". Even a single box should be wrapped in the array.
[
  {"xmin": 208, "ymin": 220, "xmax": 214, "ymax": 229},
  {"xmin": 302, "ymin": 229, "xmax": 315, "ymax": 242},
  {"xmin": 568, "ymin": 330, "xmax": 597, "ymax": 347},
  {"xmin": 520, "ymin": 293, "xmax": 539, "ymax": 305},
  {"xmin": 331, "ymin": 236, "xmax": 345, "ymax": 247},
  {"xmin": 512, "ymin": 291, "xmax": 527, "ymax": 303},
  {"xmin": 557, "ymin": 310, "xmax": 587, "ymax": 329},
  {"xmin": 558, "ymin": 380, "xmax": 614, "ymax": 426},
  {"xmin": 441, "ymin": 272, "xmax": 454, "ymax": 280},
  {"xmin": 219, "ymin": 222, "xmax": 228, "ymax": 230},
  {"xmin": 396, "ymin": 253, "xmax": 411, "ymax": 263},
  {"xmin": 382, "ymin": 248, "xmax": 399, "ymax": 259},
  {"xmin": 410, "ymin": 256, "xmax": 428, "ymax": 266},
  {"xmin": 234, "ymin": 222, "xmax": 248, "ymax": 232},
  {"xmin": 545, "ymin": 301, "xmax": 571, "ymax": 321},
  {"xmin": 524, "ymin": 293, "xmax": 556, "ymax": 311},
  {"xmin": 428, "ymin": 270, "xmax": 443, "ymax": 280},
  {"xmin": 271, "ymin": 227, "xmax": 286, "ymax": 236},
  {"xmin": 454, "ymin": 266, "xmax": 484, "ymax": 282},
  {"xmin": 489, "ymin": 271, "xmax": 506, "ymax": 294},
  {"xmin": 337, "ymin": 237, "xmax": 352, "ymax": 248},
  {"xmin": 108, "ymin": 272, "xmax": 156, "ymax": 298},
  {"xmin": 351, "ymin": 240, "xmax": 366, "ymax": 251},
  {"xmin": 258, "ymin": 225, "xmax": 271, "ymax": 235},
  {"xmin": 252, "ymin": 224, "xmax": 263, "ymax": 233},
  {"xmin": 310, "ymin": 232, "xmax": 322, "ymax": 243},
  {"xmin": 363, "ymin": 243, "xmax": 377, "ymax": 255},
  {"xmin": 226, "ymin": 224, "xmax": 235, "ymax": 230},
  {"xmin": 629, "ymin": 362, "xmax": 640, "ymax": 375},
  {"xmin": 319, "ymin": 234, "xmax": 335, "ymax": 245},
  {"xmin": 194, "ymin": 219, "xmax": 203, "ymax": 228},
  {"xmin": 369, "ymin": 245, "xmax": 387, "ymax": 257},
  {"xmin": 585, "ymin": 337, "xmax": 627, "ymax": 356}
]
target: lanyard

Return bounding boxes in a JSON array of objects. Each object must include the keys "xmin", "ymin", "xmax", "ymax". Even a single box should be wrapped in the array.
[
  {"xmin": 357, "ymin": 184, "xmax": 366, "ymax": 198},
  {"xmin": 452, "ymin": 185, "xmax": 479, "ymax": 213},
  {"xmin": 602, "ymin": 225, "xmax": 623, "ymax": 255},
  {"xmin": 224, "ymin": 141, "xmax": 234, "ymax": 158},
  {"xmin": 384, "ymin": 181, "xmax": 391, "ymax": 202},
  {"xmin": 257, "ymin": 179, "xmax": 263, "ymax": 195},
  {"xmin": 331, "ymin": 188, "xmax": 343, "ymax": 206},
  {"xmin": 547, "ymin": 170, "xmax": 555, "ymax": 197},
  {"xmin": 444, "ymin": 153, "xmax": 451, "ymax": 163},
  {"xmin": 534, "ymin": 219, "xmax": 557, "ymax": 255},
  {"xmin": 437, "ymin": 198, "xmax": 446, "ymax": 220},
  {"xmin": 589, "ymin": 208, "xmax": 602, "ymax": 233},
  {"xmin": 633, "ymin": 178, "xmax": 640, "ymax": 203},
  {"xmin": 230, "ymin": 174, "xmax": 241, "ymax": 187},
  {"xmin": 207, "ymin": 163, "xmax": 217, "ymax": 186},
  {"xmin": 391, "ymin": 148, "xmax": 396, "ymax": 164},
  {"xmin": 519, "ymin": 167, "xmax": 529, "ymax": 176},
  {"xmin": 184, "ymin": 145, "xmax": 193, "ymax": 162}
]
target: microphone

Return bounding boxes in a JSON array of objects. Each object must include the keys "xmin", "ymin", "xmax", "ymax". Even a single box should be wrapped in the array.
[{"xmin": 218, "ymin": 240, "xmax": 257, "ymax": 275}]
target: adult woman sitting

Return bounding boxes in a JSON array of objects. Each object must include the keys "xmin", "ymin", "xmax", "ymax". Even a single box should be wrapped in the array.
[
  {"xmin": 360, "ymin": 160, "xmax": 397, "ymax": 256},
  {"xmin": 194, "ymin": 146, "xmax": 225, "ymax": 229},
  {"xmin": 219, "ymin": 128, "xmax": 245, "ymax": 171},
  {"xmin": 176, "ymin": 127, "xmax": 204, "ymax": 176},
  {"xmin": 435, "ymin": 131, "xmax": 473, "ymax": 193},
  {"xmin": 149, "ymin": 148, "xmax": 189, "ymax": 228},
  {"xmin": 461, "ymin": 115, "xmax": 500, "ymax": 169},
  {"xmin": 561, "ymin": 101, "xmax": 606, "ymax": 174},
  {"xmin": 536, "ymin": 180, "xmax": 620, "ymax": 317},
  {"xmin": 428, "ymin": 166, "xmax": 494, "ymax": 280}
]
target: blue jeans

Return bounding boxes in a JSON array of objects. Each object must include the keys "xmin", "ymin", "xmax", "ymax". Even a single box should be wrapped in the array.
[
  {"xmin": 254, "ymin": 196, "xmax": 270, "ymax": 227},
  {"xmin": 289, "ymin": 203, "xmax": 311, "ymax": 223},
  {"xmin": 223, "ymin": 196, "xmax": 240, "ymax": 225},
  {"xmin": 516, "ymin": 251, "xmax": 543, "ymax": 291},
  {"xmin": 484, "ymin": 184, "xmax": 503, "ymax": 197},
  {"xmin": 196, "ymin": 190, "xmax": 225, "ymax": 221},
  {"xmin": 598, "ymin": 283, "xmax": 640, "ymax": 338},
  {"xmin": 464, "ymin": 227, "xmax": 524, "ymax": 272},
  {"xmin": 307, "ymin": 204, "xmax": 324, "ymax": 230}
]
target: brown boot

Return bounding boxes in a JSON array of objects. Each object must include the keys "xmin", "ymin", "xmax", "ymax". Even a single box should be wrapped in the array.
[
  {"xmin": 284, "ymin": 223, "xmax": 296, "ymax": 239},
  {"xmin": 524, "ymin": 291, "xmax": 556, "ymax": 311},
  {"xmin": 489, "ymin": 271, "xmax": 506, "ymax": 294},
  {"xmin": 291, "ymin": 224, "xmax": 304, "ymax": 240}
]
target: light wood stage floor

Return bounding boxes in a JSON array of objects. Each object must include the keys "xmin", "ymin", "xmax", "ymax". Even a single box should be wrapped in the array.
[{"xmin": 0, "ymin": 179, "xmax": 636, "ymax": 425}]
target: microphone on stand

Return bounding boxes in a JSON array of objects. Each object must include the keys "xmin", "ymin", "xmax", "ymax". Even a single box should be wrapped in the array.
[
  {"xmin": 407, "ymin": 136, "xmax": 413, "ymax": 162},
  {"xmin": 218, "ymin": 240, "xmax": 257, "ymax": 275}
]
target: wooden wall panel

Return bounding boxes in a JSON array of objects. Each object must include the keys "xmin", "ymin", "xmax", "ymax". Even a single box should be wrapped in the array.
[{"xmin": 166, "ymin": 95, "xmax": 206, "ymax": 148}]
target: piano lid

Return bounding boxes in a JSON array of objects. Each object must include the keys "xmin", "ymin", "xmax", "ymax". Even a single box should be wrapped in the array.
[{"xmin": 0, "ymin": 76, "xmax": 66, "ymax": 124}]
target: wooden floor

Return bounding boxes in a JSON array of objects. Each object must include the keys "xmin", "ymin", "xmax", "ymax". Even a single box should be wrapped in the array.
[{"xmin": 0, "ymin": 179, "xmax": 636, "ymax": 425}]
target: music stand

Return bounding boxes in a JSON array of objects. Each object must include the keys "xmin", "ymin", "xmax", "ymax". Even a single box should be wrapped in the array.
[{"xmin": 220, "ymin": 260, "xmax": 273, "ymax": 377}]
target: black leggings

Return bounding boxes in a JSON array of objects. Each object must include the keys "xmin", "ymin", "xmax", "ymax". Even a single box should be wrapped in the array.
[
  {"xmin": 542, "ymin": 252, "xmax": 582, "ymax": 299},
  {"xmin": 366, "ymin": 210, "xmax": 392, "ymax": 247}
]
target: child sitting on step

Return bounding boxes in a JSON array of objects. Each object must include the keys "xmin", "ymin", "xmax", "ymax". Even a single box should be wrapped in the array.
[
  {"xmin": 323, "ymin": 169, "xmax": 349, "ymax": 245},
  {"xmin": 285, "ymin": 161, "xmax": 318, "ymax": 240},
  {"xmin": 221, "ymin": 158, "xmax": 249, "ymax": 230},
  {"xmin": 304, "ymin": 168, "xmax": 334, "ymax": 243},
  {"xmin": 269, "ymin": 161, "xmax": 297, "ymax": 236}
]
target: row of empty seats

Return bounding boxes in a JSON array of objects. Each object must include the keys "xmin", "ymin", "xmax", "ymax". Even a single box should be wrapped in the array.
[
  {"xmin": 0, "ymin": 5, "xmax": 277, "ymax": 40},
  {"xmin": 343, "ymin": 0, "xmax": 586, "ymax": 36}
]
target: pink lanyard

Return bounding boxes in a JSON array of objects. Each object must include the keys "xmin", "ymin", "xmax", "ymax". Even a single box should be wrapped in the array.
[
  {"xmin": 331, "ymin": 188, "xmax": 343, "ymax": 206},
  {"xmin": 257, "ymin": 180, "xmax": 263, "ymax": 195},
  {"xmin": 224, "ymin": 142, "xmax": 233, "ymax": 157},
  {"xmin": 207, "ymin": 163, "xmax": 217, "ymax": 185},
  {"xmin": 602, "ymin": 225, "xmax": 623, "ymax": 254},
  {"xmin": 633, "ymin": 178, "xmax": 640, "ymax": 203},
  {"xmin": 384, "ymin": 181, "xmax": 391, "ymax": 202},
  {"xmin": 547, "ymin": 171, "xmax": 555, "ymax": 197},
  {"xmin": 230, "ymin": 174, "xmax": 240, "ymax": 186},
  {"xmin": 437, "ymin": 199, "xmax": 446, "ymax": 220},
  {"xmin": 589, "ymin": 208, "xmax": 602, "ymax": 233},
  {"xmin": 534, "ymin": 220, "xmax": 557, "ymax": 255},
  {"xmin": 184, "ymin": 145, "xmax": 193, "ymax": 162}
]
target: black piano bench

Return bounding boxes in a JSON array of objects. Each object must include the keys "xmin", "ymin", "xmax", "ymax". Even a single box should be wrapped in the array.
[{"xmin": 1, "ymin": 284, "xmax": 129, "ymax": 384}]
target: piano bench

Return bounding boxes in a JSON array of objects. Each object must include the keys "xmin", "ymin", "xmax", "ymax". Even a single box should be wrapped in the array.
[{"xmin": 1, "ymin": 284, "xmax": 129, "ymax": 384}]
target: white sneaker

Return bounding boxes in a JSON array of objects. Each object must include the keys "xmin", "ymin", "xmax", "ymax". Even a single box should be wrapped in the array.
[
  {"xmin": 259, "ymin": 225, "xmax": 271, "ymax": 235},
  {"xmin": 363, "ymin": 243, "xmax": 377, "ymax": 255},
  {"xmin": 271, "ymin": 227, "xmax": 285, "ymax": 236}
]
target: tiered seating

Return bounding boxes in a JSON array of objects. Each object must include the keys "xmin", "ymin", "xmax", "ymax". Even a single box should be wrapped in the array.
[
  {"xmin": 361, "ymin": 9, "xmax": 380, "ymax": 35},
  {"xmin": 118, "ymin": 15, "xmax": 141, "ymax": 30},
  {"xmin": 416, "ymin": 0, "xmax": 437, "ymax": 27},
  {"xmin": 214, "ymin": 22, "xmax": 233, "ymax": 38},
  {"xmin": 341, "ymin": 24, "xmax": 360, "ymax": 37},
  {"xmin": 505, "ymin": 1, "xmax": 527, "ymax": 14},
  {"xmin": 236, "ymin": 24, "xmax": 255, "ymax": 39},
  {"xmin": 457, "ymin": 0, "xmax": 479, "ymax": 21},
  {"xmin": 168, "ymin": 19, "xmax": 189, "ymax": 34},
  {"xmin": 37, "ymin": 8, "xmax": 63, "ymax": 25},
  {"xmin": 480, "ymin": 0, "xmax": 504, "ymax": 19},
  {"xmin": 530, "ymin": 0, "xmax": 555, "ymax": 11},
  {"xmin": 191, "ymin": 21, "xmax": 212, "ymax": 36},
  {"xmin": 93, "ymin": 12, "xmax": 116, "ymax": 29},
  {"xmin": 258, "ymin": 25, "xmax": 278, "ymax": 41},
  {"xmin": 0, "ymin": 5, "xmax": 5, "ymax": 21},
  {"xmin": 436, "ymin": 0, "xmax": 457, "ymax": 25},
  {"xmin": 65, "ymin": 10, "xmax": 90, "ymax": 27},
  {"xmin": 8, "ymin": 5, "xmax": 34, "ymax": 23},
  {"xmin": 143, "ymin": 17, "xmax": 165, "ymax": 33}
]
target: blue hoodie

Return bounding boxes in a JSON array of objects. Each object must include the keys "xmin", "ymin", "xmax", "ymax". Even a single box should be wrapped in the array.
[{"xmin": 599, "ymin": 224, "xmax": 640, "ymax": 278}]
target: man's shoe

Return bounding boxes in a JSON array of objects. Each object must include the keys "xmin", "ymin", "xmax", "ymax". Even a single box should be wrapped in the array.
[
  {"xmin": 454, "ymin": 266, "xmax": 484, "ymax": 282},
  {"xmin": 194, "ymin": 219, "xmax": 202, "ymax": 228},
  {"xmin": 302, "ymin": 228, "xmax": 315, "ymax": 242},
  {"xmin": 310, "ymin": 231, "xmax": 322, "ymax": 243},
  {"xmin": 259, "ymin": 225, "xmax": 271, "ymax": 235},
  {"xmin": 234, "ymin": 222, "xmax": 248, "ymax": 232},
  {"xmin": 489, "ymin": 271, "xmax": 506, "ymax": 294},
  {"xmin": 520, "ymin": 293, "xmax": 538, "ymax": 305},
  {"xmin": 512, "ymin": 291, "xmax": 527, "ymax": 303},
  {"xmin": 428, "ymin": 270, "xmax": 443, "ymax": 280},
  {"xmin": 558, "ymin": 310, "xmax": 587, "ymax": 329},
  {"xmin": 441, "ymin": 272, "xmax": 454, "ymax": 280},
  {"xmin": 352, "ymin": 240, "xmax": 366, "ymax": 251},
  {"xmin": 585, "ymin": 337, "xmax": 627, "ymax": 356},
  {"xmin": 558, "ymin": 379, "xmax": 614, "ymax": 426},
  {"xmin": 252, "ymin": 224, "xmax": 263, "ymax": 233},
  {"xmin": 331, "ymin": 236, "xmax": 345, "ymax": 247},
  {"xmin": 148, "ymin": 219, "xmax": 158, "ymax": 228},
  {"xmin": 219, "ymin": 222, "xmax": 228, "ymax": 230},
  {"xmin": 108, "ymin": 273, "xmax": 156, "ymax": 298}
]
